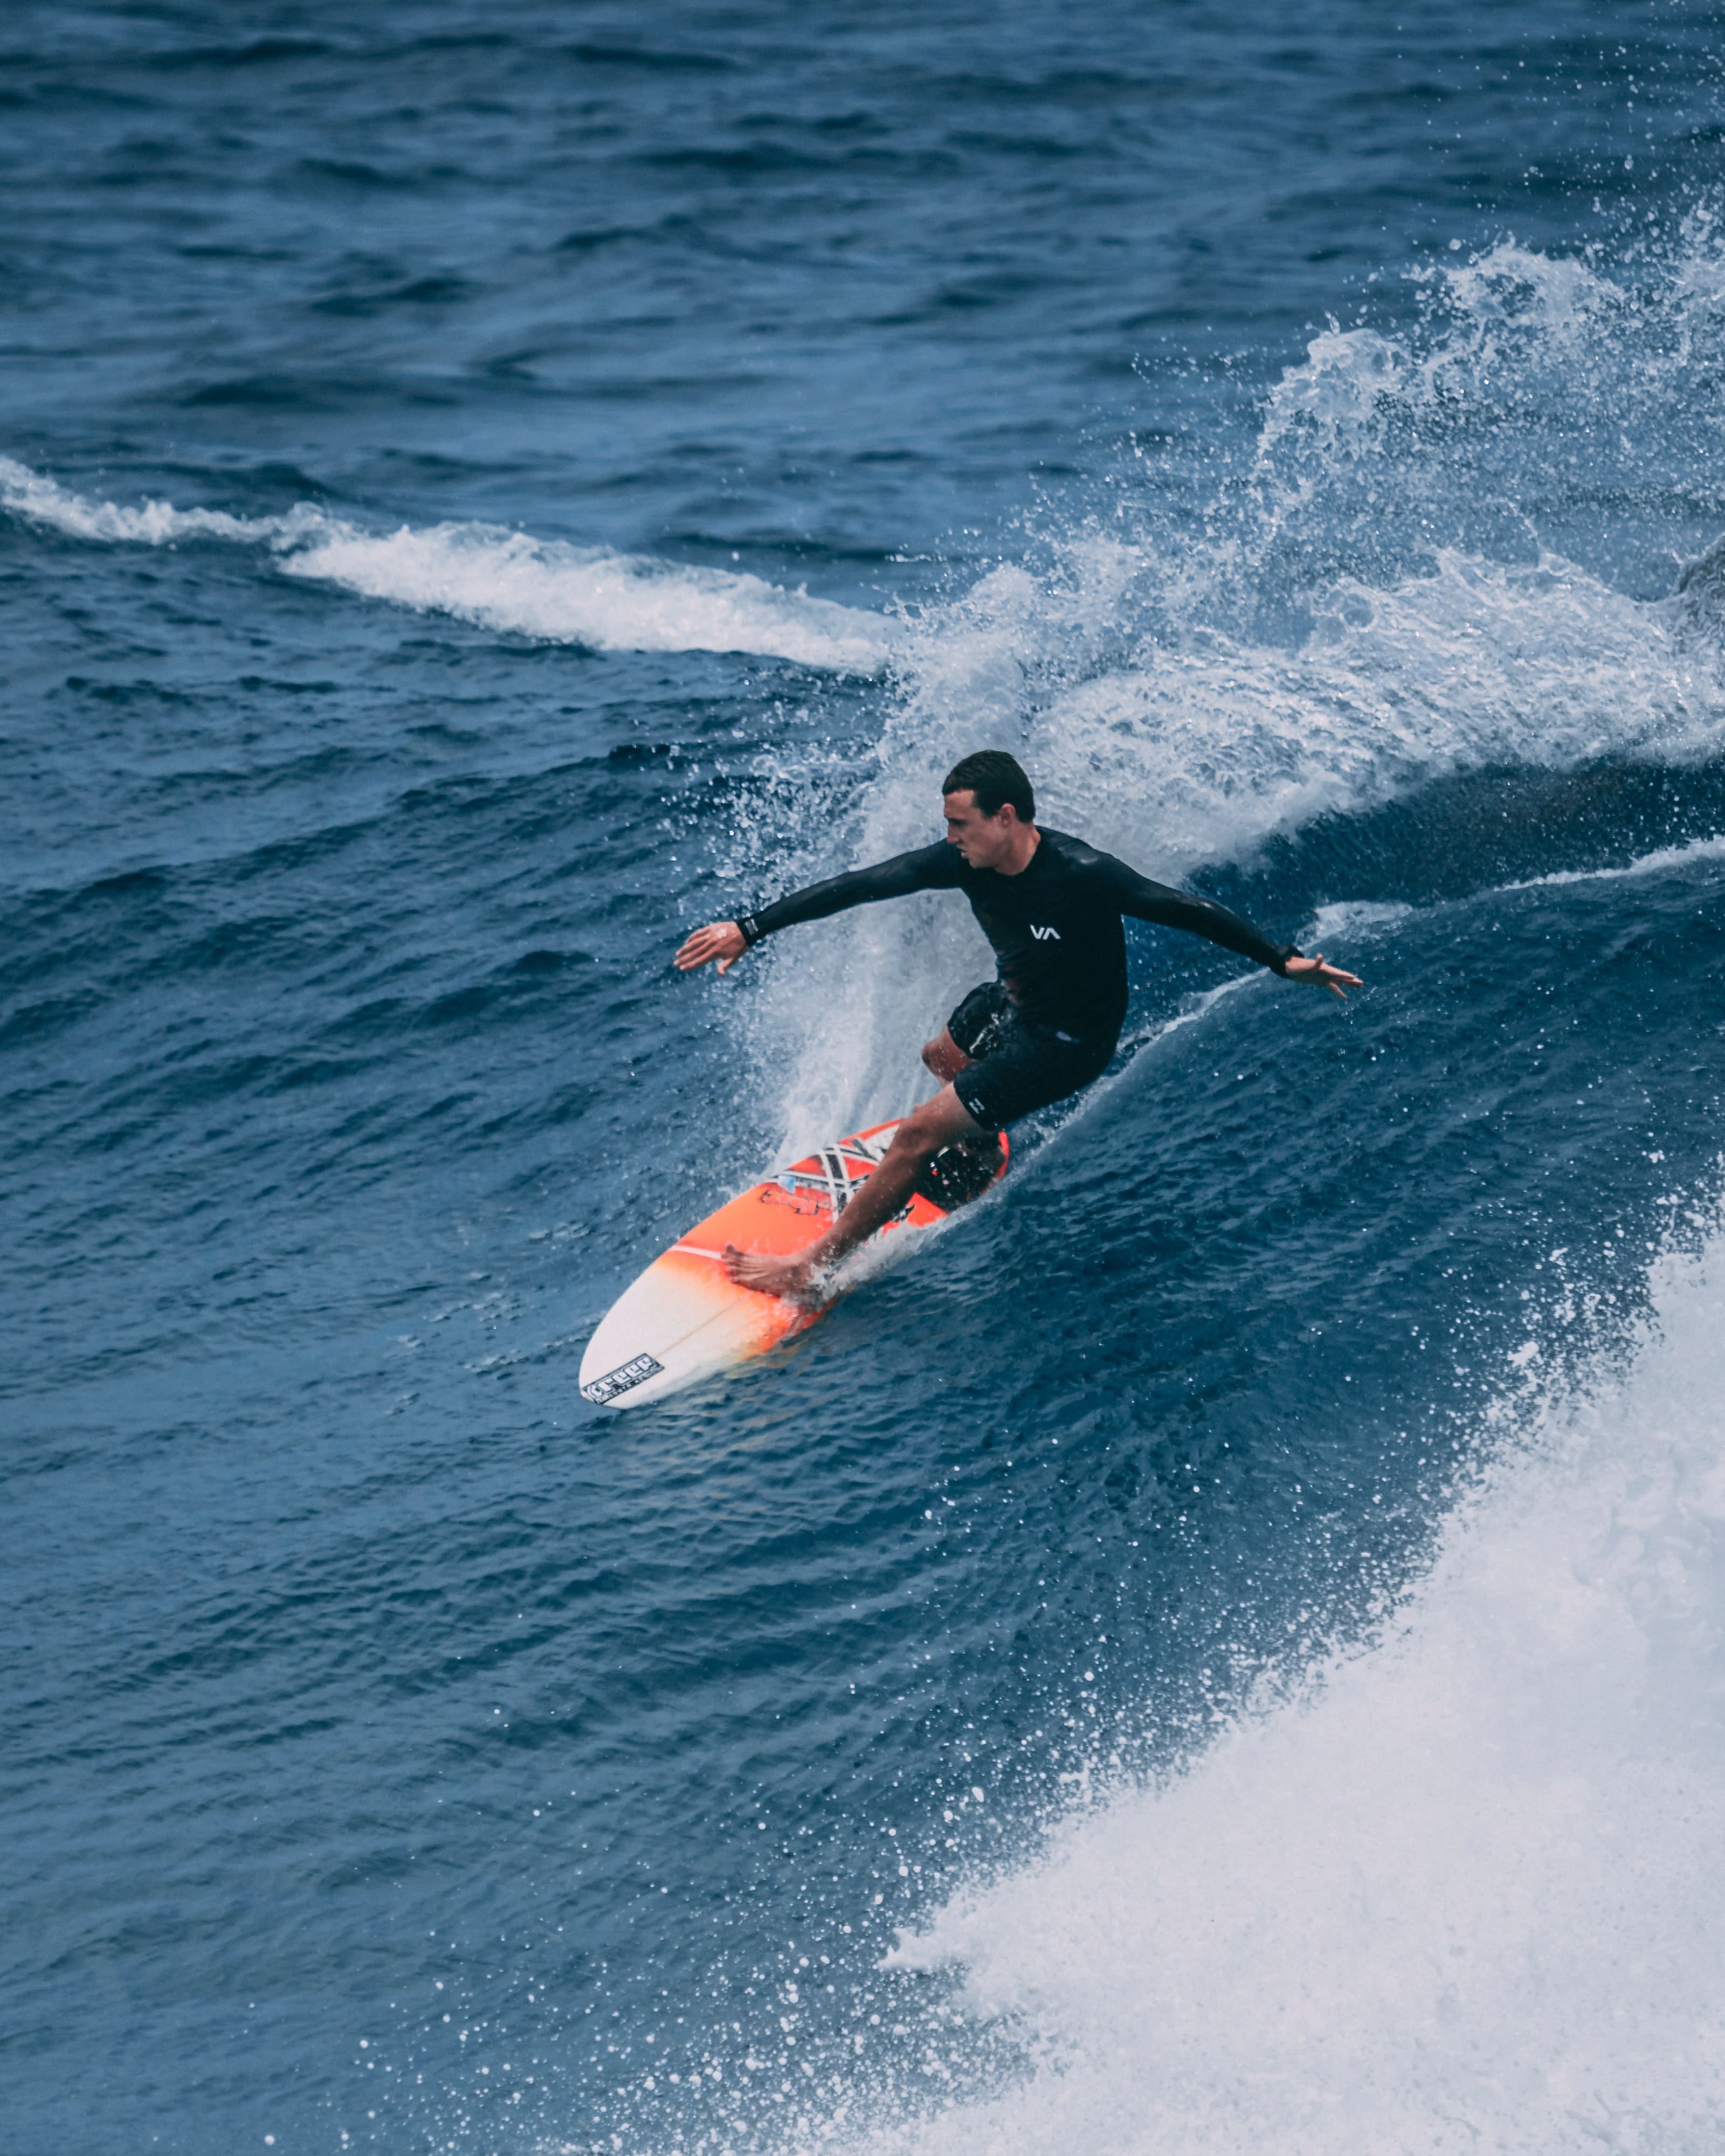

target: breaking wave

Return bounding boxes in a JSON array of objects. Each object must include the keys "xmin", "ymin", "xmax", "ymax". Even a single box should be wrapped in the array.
[{"xmin": 877, "ymin": 1213, "xmax": 1725, "ymax": 2154}]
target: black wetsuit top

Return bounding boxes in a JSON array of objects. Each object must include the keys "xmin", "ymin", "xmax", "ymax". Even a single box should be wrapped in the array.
[{"xmin": 737, "ymin": 827, "xmax": 1297, "ymax": 1049}]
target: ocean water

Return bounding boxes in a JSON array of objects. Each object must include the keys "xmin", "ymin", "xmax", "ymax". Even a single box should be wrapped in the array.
[{"xmin": 6, "ymin": 3, "xmax": 1725, "ymax": 2152}]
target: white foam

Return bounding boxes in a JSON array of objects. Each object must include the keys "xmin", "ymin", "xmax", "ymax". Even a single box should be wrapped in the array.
[
  {"xmin": 1255, "ymin": 243, "xmax": 1627, "ymax": 485},
  {"xmin": 278, "ymin": 520, "xmax": 898, "ymax": 670},
  {"xmin": 1307, "ymin": 898, "xmax": 1415, "ymax": 939},
  {"xmin": 863, "ymin": 1221, "xmax": 1725, "ymax": 2154},
  {"xmin": 0, "ymin": 454, "xmax": 282, "ymax": 544},
  {"xmin": 0, "ymin": 457, "xmax": 898, "ymax": 670},
  {"xmin": 1509, "ymin": 830, "xmax": 1725, "ymax": 892}
]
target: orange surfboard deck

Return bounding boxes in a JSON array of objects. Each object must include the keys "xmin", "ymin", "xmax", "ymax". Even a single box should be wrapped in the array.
[{"xmin": 578, "ymin": 1118, "xmax": 1007, "ymax": 1408}]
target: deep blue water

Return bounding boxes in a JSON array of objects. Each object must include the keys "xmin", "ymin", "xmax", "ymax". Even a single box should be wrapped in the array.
[{"xmin": 8, "ymin": 5, "xmax": 1725, "ymax": 2153}]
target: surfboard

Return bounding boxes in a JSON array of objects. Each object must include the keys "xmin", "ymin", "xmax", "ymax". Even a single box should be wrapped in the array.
[{"xmin": 578, "ymin": 1120, "xmax": 1008, "ymax": 1409}]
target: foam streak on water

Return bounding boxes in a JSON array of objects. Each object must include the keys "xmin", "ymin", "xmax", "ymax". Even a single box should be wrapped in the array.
[{"xmin": 0, "ymin": 457, "xmax": 897, "ymax": 669}]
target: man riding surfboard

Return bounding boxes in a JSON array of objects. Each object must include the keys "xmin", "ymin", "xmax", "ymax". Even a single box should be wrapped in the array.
[{"xmin": 675, "ymin": 750, "xmax": 1360, "ymax": 1300}]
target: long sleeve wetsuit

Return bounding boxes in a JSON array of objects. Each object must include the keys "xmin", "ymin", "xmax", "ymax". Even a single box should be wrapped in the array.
[{"xmin": 737, "ymin": 827, "xmax": 1297, "ymax": 1050}]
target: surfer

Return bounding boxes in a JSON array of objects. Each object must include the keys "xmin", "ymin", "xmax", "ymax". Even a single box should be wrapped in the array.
[{"xmin": 675, "ymin": 751, "xmax": 1360, "ymax": 1298}]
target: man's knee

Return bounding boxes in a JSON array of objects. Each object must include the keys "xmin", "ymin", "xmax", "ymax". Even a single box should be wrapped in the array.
[{"xmin": 891, "ymin": 1102, "xmax": 953, "ymax": 1161}]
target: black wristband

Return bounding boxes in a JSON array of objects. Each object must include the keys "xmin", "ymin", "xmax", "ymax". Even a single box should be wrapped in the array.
[{"xmin": 737, "ymin": 914, "xmax": 763, "ymax": 948}]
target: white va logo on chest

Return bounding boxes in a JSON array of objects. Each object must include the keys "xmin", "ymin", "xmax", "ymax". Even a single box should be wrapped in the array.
[{"xmin": 1030, "ymin": 923, "xmax": 1061, "ymax": 941}]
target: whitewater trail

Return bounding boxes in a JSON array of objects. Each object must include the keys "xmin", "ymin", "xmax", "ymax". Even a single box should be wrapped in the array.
[{"xmin": 0, "ymin": 457, "xmax": 899, "ymax": 672}]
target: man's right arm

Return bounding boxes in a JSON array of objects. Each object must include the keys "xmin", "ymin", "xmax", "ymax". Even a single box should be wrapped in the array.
[
  {"xmin": 674, "ymin": 842, "xmax": 958, "ymax": 975},
  {"xmin": 737, "ymin": 842, "xmax": 957, "ymax": 945}
]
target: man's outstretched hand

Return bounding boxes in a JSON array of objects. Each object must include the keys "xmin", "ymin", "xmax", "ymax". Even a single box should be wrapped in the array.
[
  {"xmin": 1285, "ymin": 952, "xmax": 1362, "ymax": 1000},
  {"xmin": 675, "ymin": 921, "xmax": 749, "ymax": 975}
]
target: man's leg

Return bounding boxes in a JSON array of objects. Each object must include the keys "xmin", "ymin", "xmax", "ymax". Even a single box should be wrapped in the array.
[{"xmin": 725, "ymin": 1083, "xmax": 986, "ymax": 1299}]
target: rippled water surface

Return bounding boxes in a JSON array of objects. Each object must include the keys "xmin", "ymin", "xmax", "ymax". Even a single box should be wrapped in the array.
[{"xmin": 8, "ymin": 5, "xmax": 1725, "ymax": 2153}]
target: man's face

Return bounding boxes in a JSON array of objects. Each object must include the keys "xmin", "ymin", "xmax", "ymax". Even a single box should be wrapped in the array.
[{"xmin": 943, "ymin": 789, "xmax": 1018, "ymax": 868}]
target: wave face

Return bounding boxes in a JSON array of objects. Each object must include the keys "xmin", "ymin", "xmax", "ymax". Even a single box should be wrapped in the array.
[{"xmin": 6, "ymin": 5, "xmax": 1725, "ymax": 2156}]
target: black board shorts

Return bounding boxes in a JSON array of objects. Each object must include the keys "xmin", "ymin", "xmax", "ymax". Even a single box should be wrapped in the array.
[{"xmin": 946, "ymin": 980, "xmax": 1114, "ymax": 1134}]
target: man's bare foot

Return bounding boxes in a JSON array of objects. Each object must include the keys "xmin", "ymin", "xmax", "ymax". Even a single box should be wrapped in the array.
[{"xmin": 723, "ymin": 1243, "xmax": 827, "ymax": 1302}]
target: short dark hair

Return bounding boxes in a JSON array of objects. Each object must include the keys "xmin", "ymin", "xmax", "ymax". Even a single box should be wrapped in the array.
[{"xmin": 941, "ymin": 749, "xmax": 1035, "ymax": 822}]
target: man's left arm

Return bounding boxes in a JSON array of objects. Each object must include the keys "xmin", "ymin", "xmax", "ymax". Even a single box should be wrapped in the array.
[{"xmin": 1099, "ymin": 856, "xmax": 1361, "ymax": 999}]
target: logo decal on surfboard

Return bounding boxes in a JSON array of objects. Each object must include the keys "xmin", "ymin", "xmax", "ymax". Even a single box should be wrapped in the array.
[{"xmin": 581, "ymin": 1351, "xmax": 665, "ymax": 1405}]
